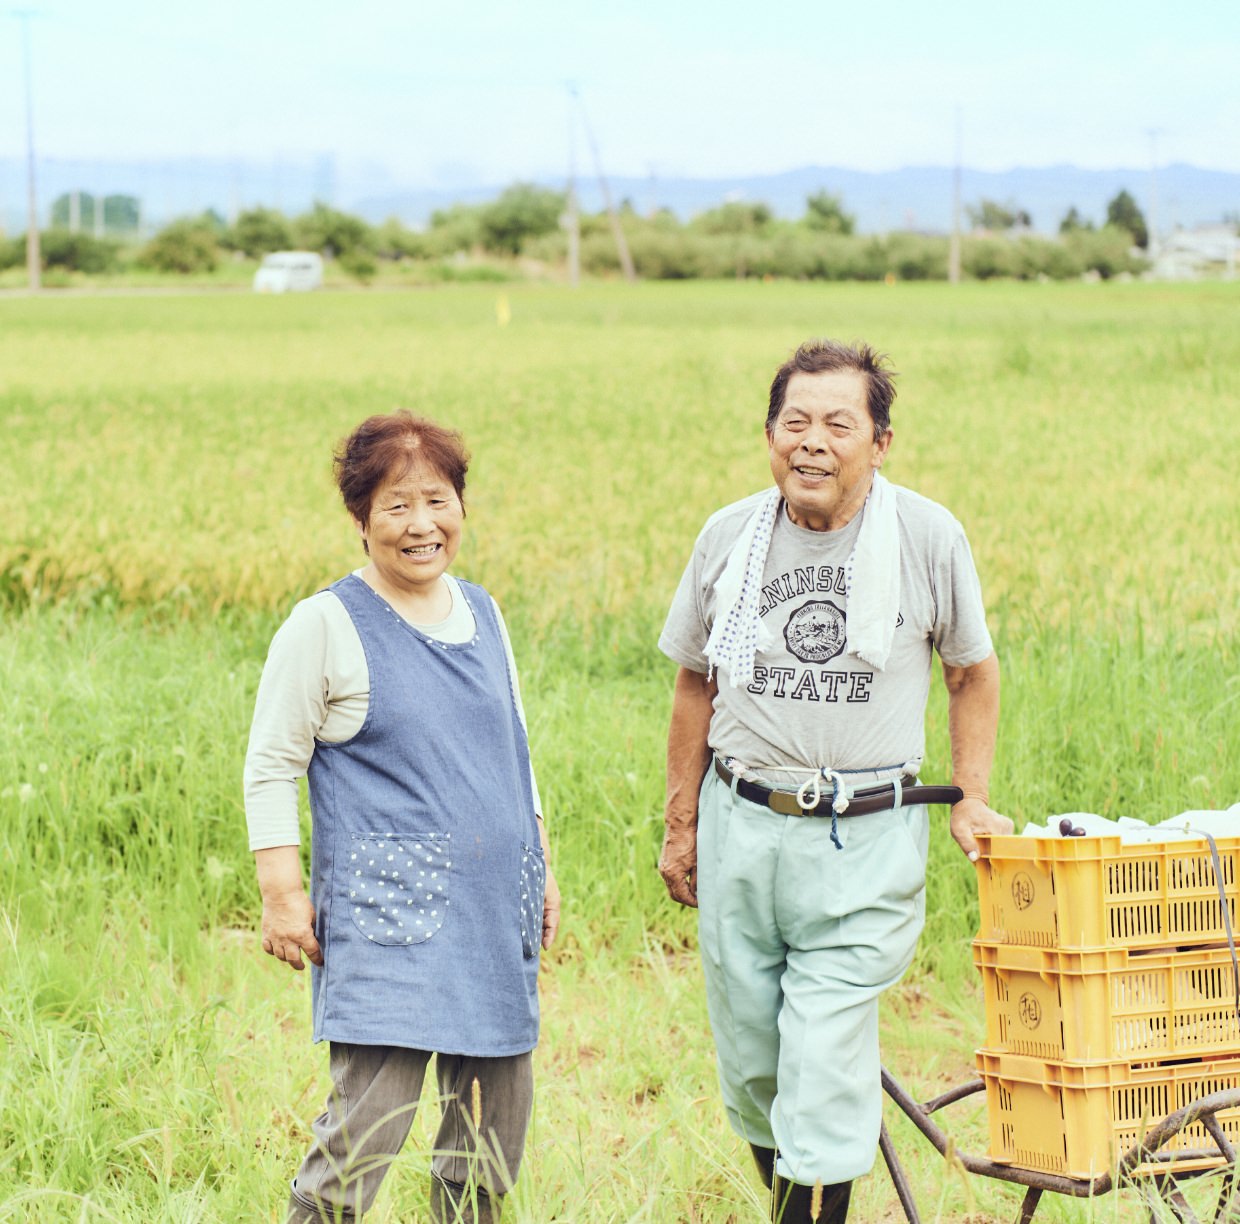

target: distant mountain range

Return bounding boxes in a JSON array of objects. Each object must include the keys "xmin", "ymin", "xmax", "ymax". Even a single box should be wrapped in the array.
[
  {"xmin": 357, "ymin": 164, "xmax": 1238, "ymax": 236},
  {"xmin": 1, "ymin": 157, "xmax": 1235, "ymax": 237}
]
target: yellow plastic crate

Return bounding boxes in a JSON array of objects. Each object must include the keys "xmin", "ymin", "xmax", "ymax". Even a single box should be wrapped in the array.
[
  {"xmin": 977, "ymin": 1049, "xmax": 1240, "ymax": 1178},
  {"xmin": 973, "ymin": 941, "xmax": 1240, "ymax": 1062},
  {"xmin": 975, "ymin": 832, "xmax": 1239, "ymax": 950}
]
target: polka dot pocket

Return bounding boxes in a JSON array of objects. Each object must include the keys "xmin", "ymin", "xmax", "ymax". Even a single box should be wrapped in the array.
[
  {"xmin": 347, "ymin": 833, "xmax": 451, "ymax": 946},
  {"xmin": 519, "ymin": 842, "xmax": 546, "ymax": 959}
]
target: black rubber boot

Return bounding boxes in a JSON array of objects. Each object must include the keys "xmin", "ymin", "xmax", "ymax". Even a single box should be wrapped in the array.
[
  {"xmin": 430, "ymin": 1174, "xmax": 501, "ymax": 1224},
  {"xmin": 749, "ymin": 1143, "xmax": 776, "ymax": 1189},
  {"xmin": 771, "ymin": 1172, "xmax": 852, "ymax": 1223}
]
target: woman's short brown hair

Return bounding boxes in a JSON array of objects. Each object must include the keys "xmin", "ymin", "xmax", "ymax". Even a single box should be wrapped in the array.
[{"xmin": 333, "ymin": 411, "xmax": 470, "ymax": 533}]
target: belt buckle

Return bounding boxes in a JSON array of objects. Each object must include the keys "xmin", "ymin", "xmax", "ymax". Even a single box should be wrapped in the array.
[{"xmin": 768, "ymin": 790, "xmax": 806, "ymax": 817}]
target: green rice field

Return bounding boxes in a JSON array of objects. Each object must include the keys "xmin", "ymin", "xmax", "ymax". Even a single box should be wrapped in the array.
[{"xmin": 1, "ymin": 279, "xmax": 1238, "ymax": 1222}]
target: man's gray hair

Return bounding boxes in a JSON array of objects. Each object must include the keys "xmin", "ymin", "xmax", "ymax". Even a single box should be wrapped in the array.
[{"xmin": 766, "ymin": 339, "xmax": 898, "ymax": 441}]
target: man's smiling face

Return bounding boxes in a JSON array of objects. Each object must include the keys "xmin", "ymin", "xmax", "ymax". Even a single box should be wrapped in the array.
[{"xmin": 766, "ymin": 369, "xmax": 891, "ymax": 532}]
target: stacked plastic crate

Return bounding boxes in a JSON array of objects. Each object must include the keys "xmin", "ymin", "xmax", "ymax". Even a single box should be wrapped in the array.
[{"xmin": 972, "ymin": 831, "xmax": 1240, "ymax": 1178}]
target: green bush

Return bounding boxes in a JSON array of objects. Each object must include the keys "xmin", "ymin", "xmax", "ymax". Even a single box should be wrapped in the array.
[
  {"xmin": 1008, "ymin": 236, "xmax": 1077, "ymax": 280},
  {"xmin": 0, "ymin": 236, "xmax": 25, "ymax": 271},
  {"xmin": 478, "ymin": 183, "xmax": 565, "ymax": 256},
  {"xmin": 338, "ymin": 249, "xmax": 378, "ymax": 283},
  {"xmin": 586, "ymin": 227, "xmax": 952, "ymax": 283},
  {"xmin": 689, "ymin": 201, "xmax": 775, "ymax": 236},
  {"xmin": 730, "ymin": 231, "xmax": 801, "ymax": 279},
  {"xmin": 227, "ymin": 207, "xmax": 293, "ymax": 259},
  {"xmin": 139, "ymin": 219, "xmax": 220, "ymax": 273},
  {"xmin": 625, "ymin": 230, "xmax": 709, "ymax": 279},
  {"xmin": 824, "ymin": 238, "xmax": 870, "ymax": 280},
  {"xmin": 962, "ymin": 236, "xmax": 1016, "ymax": 280},
  {"xmin": 1064, "ymin": 225, "xmax": 1147, "ymax": 278},
  {"xmin": 293, "ymin": 202, "xmax": 373, "ymax": 258},
  {"xmin": 579, "ymin": 230, "xmax": 626, "ymax": 277},
  {"xmin": 1106, "ymin": 189, "xmax": 1148, "ymax": 249},
  {"xmin": 696, "ymin": 234, "xmax": 750, "ymax": 279},
  {"xmin": 39, "ymin": 231, "xmax": 121, "ymax": 274},
  {"xmin": 803, "ymin": 190, "xmax": 856, "ymax": 235},
  {"xmin": 883, "ymin": 233, "xmax": 949, "ymax": 281},
  {"xmin": 422, "ymin": 260, "xmax": 513, "ymax": 283},
  {"xmin": 424, "ymin": 203, "xmax": 485, "ymax": 256},
  {"xmin": 1, "ymin": 192, "xmax": 1154, "ymax": 285},
  {"xmin": 373, "ymin": 218, "xmax": 431, "ymax": 261}
]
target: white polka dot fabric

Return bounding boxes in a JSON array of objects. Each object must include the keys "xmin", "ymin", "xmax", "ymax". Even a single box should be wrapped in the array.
[
  {"xmin": 518, "ymin": 842, "xmax": 546, "ymax": 959},
  {"xmin": 705, "ymin": 488, "xmax": 781, "ymax": 687},
  {"xmin": 348, "ymin": 834, "xmax": 451, "ymax": 946}
]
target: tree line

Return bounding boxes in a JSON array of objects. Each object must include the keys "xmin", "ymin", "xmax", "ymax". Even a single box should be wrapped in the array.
[{"xmin": 1, "ymin": 183, "xmax": 1158, "ymax": 283}]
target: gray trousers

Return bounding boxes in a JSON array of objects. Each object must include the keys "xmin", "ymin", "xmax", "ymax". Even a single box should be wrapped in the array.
[{"xmin": 287, "ymin": 1042, "xmax": 534, "ymax": 1221}]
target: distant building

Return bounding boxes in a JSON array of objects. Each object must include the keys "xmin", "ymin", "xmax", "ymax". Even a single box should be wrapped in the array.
[{"xmin": 1150, "ymin": 225, "xmax": 1238, "ymax": 280}]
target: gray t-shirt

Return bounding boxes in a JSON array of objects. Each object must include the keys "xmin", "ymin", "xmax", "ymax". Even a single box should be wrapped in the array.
[{"xmin": 658, "ymin": 486, "xmax": 993, "ymax": 779}]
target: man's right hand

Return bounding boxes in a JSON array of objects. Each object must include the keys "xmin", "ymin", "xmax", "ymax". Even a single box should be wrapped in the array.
[
  {"xmin": 660, "ymin": 666, "xmax": 717, "ymax": 909},
  {"xmin": 658, "ymin": 823, "xmax": 699, "ymax": 908}
]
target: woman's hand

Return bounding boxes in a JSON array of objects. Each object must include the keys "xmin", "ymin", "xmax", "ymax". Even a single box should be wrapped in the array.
[
  {"xmin": 541, "ymin": 862, "xmax": 561, "ymax": 949},
  {"xmin": 534, "ymin": 815, "xmax": 560, "ymax": 949},
  {"xmin": 255, "ymin": 846, "xmax": 324, "ymax": 971},
  {"xmin": 261, "ymin": 887, "xmax": 324, "ymax": 971}
]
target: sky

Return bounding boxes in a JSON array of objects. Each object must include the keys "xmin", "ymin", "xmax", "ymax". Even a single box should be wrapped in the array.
[{"xmin": 1, "ymin": 0, "xmax": 1237, "ymax": 199}]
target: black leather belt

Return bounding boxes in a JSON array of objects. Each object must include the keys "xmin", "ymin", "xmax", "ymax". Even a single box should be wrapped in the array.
[{"xmin": 714, "ymin": 757, "xmax": 963, "ymax": 817}]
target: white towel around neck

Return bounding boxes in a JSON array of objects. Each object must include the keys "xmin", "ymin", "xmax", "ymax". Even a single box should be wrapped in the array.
[{"xmin": 705, "ymin": 472, "xmax": 901, "ymax": 686}]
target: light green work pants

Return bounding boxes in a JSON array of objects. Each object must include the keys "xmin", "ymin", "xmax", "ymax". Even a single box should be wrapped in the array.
[{"xmin": 696, "ymin": 766, "xmax": 929, "ymax": 1185}]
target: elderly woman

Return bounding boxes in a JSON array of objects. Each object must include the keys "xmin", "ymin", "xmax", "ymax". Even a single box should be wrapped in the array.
[{"xmin": 244, "ymin": 411, "xmax": 559, "ymax": 1224}]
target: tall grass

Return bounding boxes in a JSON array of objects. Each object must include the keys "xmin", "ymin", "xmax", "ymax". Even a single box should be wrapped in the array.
[{"xmin": 1, "ymin": 280, "xmax": 1237, "ymax": 1221}]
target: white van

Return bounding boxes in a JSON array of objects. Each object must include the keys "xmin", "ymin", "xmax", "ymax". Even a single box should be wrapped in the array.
[{"xmin": 252, "ymin": 251, "xmax": 324, "ymax": 293}]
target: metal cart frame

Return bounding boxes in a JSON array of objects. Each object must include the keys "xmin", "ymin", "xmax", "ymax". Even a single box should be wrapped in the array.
[{"xmin": 878, "ymin": 1066, "xmax": 1240, "ymax": 1223}]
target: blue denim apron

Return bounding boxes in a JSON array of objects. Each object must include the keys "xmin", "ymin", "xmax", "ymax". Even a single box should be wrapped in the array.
[{"xmin": 306, "ymin": 573, "xmax": 544, "ymax": 1056}]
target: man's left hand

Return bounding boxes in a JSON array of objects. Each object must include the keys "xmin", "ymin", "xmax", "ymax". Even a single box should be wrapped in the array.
[{"xmin": 950, "ymin": 795, "xmax": 1013, "ymax": 862}]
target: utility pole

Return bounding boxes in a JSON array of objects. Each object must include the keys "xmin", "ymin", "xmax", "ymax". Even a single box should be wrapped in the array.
[
  {"xmin": 571, "ymin": 86, "xmax": 636, "ymax": 283},
  {"xmin": 948, "ymin": 107, "xmax": 962, "ymax": 285},
  {"xmin": 1146, "ymin": 128, "xmax": 1163, "ymax": 258},
  {"xmin": 564, "ymin": 86, "xmax": 580, "ymax": 287},
  {"xmin": 13, "ymin": 9, "xmax": 41, "ymax": 291},
  {"xmin": 229, "ymin": 160, "xmax": 241, "ymax": 227}
]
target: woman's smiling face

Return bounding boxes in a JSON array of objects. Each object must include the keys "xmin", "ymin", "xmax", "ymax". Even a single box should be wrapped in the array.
[{"xmin": 358, "ymin": 461, "xmax": 464, "ymax": 598}]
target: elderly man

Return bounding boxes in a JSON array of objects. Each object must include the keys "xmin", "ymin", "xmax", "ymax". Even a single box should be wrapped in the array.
[{"xmin": 658, "ymin": 339, "xmax": 1010, "ymax": 1222}]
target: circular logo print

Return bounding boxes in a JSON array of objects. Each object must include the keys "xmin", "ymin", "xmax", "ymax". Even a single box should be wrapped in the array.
[
  {"xmin": 1018, "ymin": 993, "xmax": 1042, "ymax": 1030},
  {"xmin": 783, "ymin": 600, "xmax": 847, "ymax": 664},
  {"xmin": 1011, "ymin": 871, "xmax": 1035, "ymax": 911}
]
